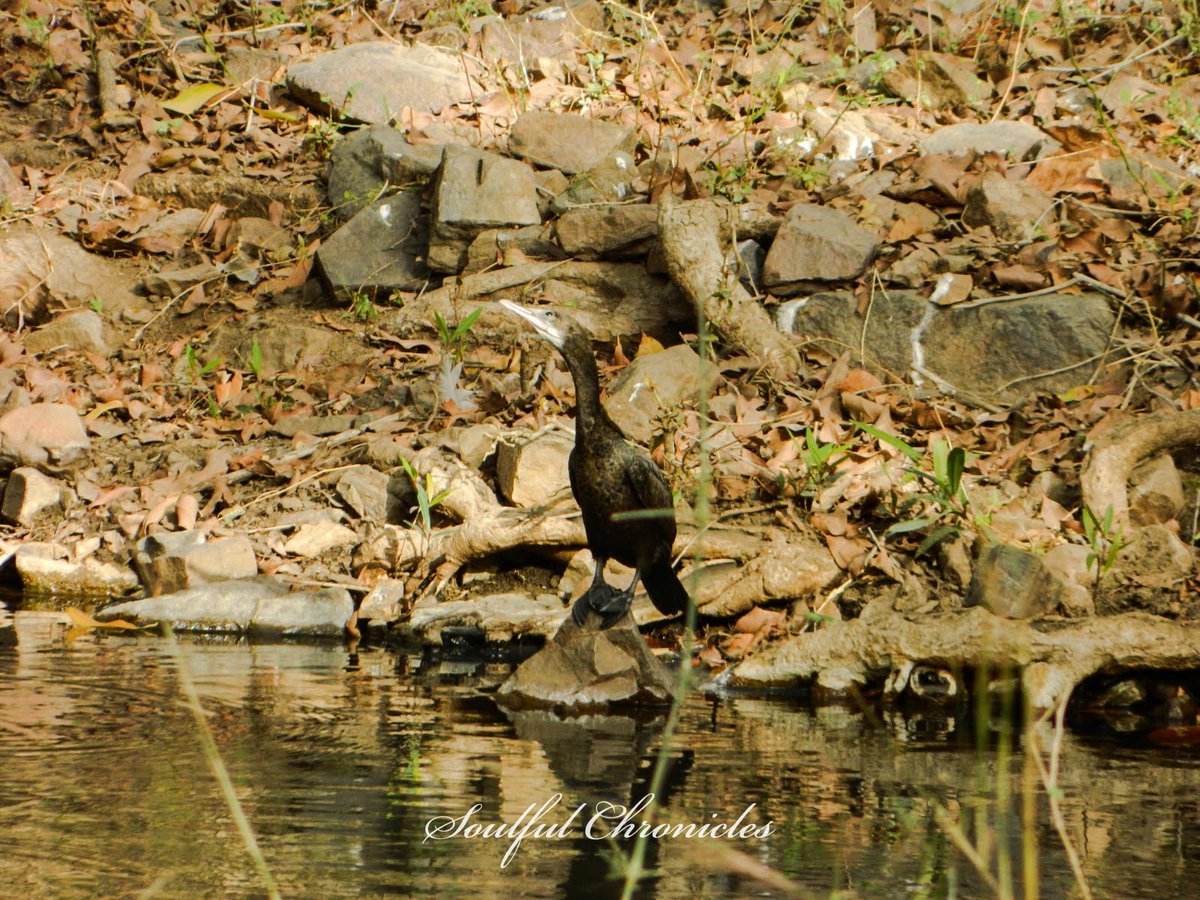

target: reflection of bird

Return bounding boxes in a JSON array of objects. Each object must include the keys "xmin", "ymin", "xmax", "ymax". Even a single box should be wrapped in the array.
[{"xmin": 501, "ymin": 301, "xmax": 690, "ymax": 629}]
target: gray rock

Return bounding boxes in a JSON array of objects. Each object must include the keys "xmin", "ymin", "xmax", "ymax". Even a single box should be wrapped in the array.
[
  {"xmin": 270, "ymin": 413, "xmax": 358, "ymax": 438},
  {"xmin": 23, "ymin": 310, "xmax": 108, "ymax": 355},
  {"xmin": 497, "ymin": 603, "xmax": 674, "ymax": 711},
  {"xmin": 315, "ymin": 190, "xmax": 431, "ymax": 297},
  {"xmin": 777, "ymin": 290, "xmax": 1120, "ymax": 406},
  {"xmin": 550, "ymin": 151, "xmax": 638, "ymax": 213},
  {"xmin": 480, "ymin": 0, "xmax": 605, "ymax": 67},
  {"xmin": 428, "ymin": 144, "xmax": 541, "ymax": 272},
  {"xmin": 358, "ymin": 578, "xmax": 404, "ymax": 625},
  {"xmin": 538, "ymin": 262, "xmax": 690, "ymax": 339},
  {"xmin": 437, "ymin": 422, "xmax": 502, "ymax": 469},
  {"xmin": 1098, "ymin": 524, "xmax": 1195, "ymax": 616},
  {"xmin": 464, "ymin": 224, "xmax": 562, "ymax": 272},
  {"xmin": 736, "ymin": 238, "xmax": 765, "ymax": 293},
  {"xmin": 97, "ymin": 576, "xmax": 353, "ymax": 637},
  {"xmin": 508, "ymin": 111, "xmax": 636, "ymax": 175},
  {"xmin": 882, "ymin": 51, "xmax": 992, "ymax": 112},
  {"xmin": 962, "ymin": 171, "xmax": 1057, "ymax": 242},
  {"xmin": 2, "ymin": 467, "xmax": 69, "ymax": 524},
  {"xmin": 0, "ymin": 227, "xmax": 147, "ymax": 326},
  {"xmin": 1041, "ymin": 543, "xmax": 1095, "ymax": 617},
  {"xmin": 226, "ymin": 217, "xmax": 291, "ymax": 261},
  {"xmin": 1128, "ymin": 453, "xmax": 1185, "ymax": 527},
  {"xmin": 920, "ymin": 122, "xmax": 1061, "ymax": 160},
  {"xmin": 556, "ymin": 203, "xmax": 658, "ymax": 258},
  {"xmin": 142, "ymin": 261, "xmax": 223, "ymax": 297},
  {"xmin": 336, "ymin": 464, "xmax": 393, "ymax": 523},
  {"xmin": 604, "ymin": 343, "xmax": 705, "ymax": 444},
  {"xmin": 135, "ymin": 533, "xmax": 257, "ymax": 597},
  {"xmin": 762, "ymin": 204, "xmax": 877, "ymax": 294},
  {"xmin": 16, "ymin": 554, "xmax": 138, "ymax": 599},
  {"xmin": 965, "ymin": 543, "xmax": 1062, "ymax": 619},
  {"xmin": 207, "ymin": 323, "xmax": 364, "ymax": 381},
  {"xmin": 496, "ymin": 429, "xmax": 574, "ymax": 508},
  {"xmin": 284, "ymin": 521, "xmax": 358, "ymax": 557},
  {"xmin": 407, "ymin": 592, "xmax": 567, "ymax": 644},
  {"xmin": 0, "ymin": 402, "xmax": 91, "ymax": 469},
  {"xmin": 326, "ymin": 126, "xmax": 445, "ymax": 221},
  {"xmin": 286, "ymin": 42, "xmax": 480, "ymax": 122},
  {"xmin": 372, "ymin": 127, "xmax": 445, "ymax": 184}
]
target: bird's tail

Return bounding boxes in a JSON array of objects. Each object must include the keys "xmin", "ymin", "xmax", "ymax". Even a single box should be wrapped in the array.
[{"xmin": 641, "ymin": 555, "xmax": 690, "ymax": 617}]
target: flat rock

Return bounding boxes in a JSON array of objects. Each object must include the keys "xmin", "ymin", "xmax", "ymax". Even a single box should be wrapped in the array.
[
  {"xmin": 605, "ymin": 343, "xmax": 706, "ymax": 444},
  {"xmin": 407, "ymin": 592, "xmax": 567, "ymax": 644},
  {"xmin": 962, "ymin": 171, "xmax": 1057, "ymax": 242},
  {"xmin": 965, "ymin": 543, "xmax": 1061, "ymax": 619},
  {"xmin": 16, "ymin": 554, "xmax": 138, "ymax": 600},
  {"xmin": 143, "ymin": 261, "xmax": 223, "ymax": 297},
  {"xmin": 496, "ymin": 429, "xmax": 574, "ymax": 508},
  {"xmin": 135, "ymin": 533, "xmax": 257, "ymax": 597},
  {"xmin": 284, "ymin": 521, "xmax": 358, "ymax": 557},
  {"xmin": 497, "ymin": 601, "xmax": 674, "ymax": 711},
  {"xmin": 882, "ymin": 51, "xmax": 992, "ymax": 112},
  {"xmin": 336, "ymin": 465, "xmax": 394, "ymax": 523},
  {"xmin": 326, "ymin": 126, "xmax": 445, "ymax": 220},
  {"xmin": 0, "ymin": 227, "xmax": 146, "ymax": 326},
  {"xmin": 286, "ymin": 42, "xmax": 480, "ymax": 122},
  {"xmin": 429, "ymin": 144, "xmax": 541, "ymax": 273},
  {"xmin": 538, "ymin": 261, "xmax": 691, "ymax": 340},
  {"xmin": 464, "ymin": 224, "xmax": 562, "ymax": 273},
  {"xmin": 207, "ymin": 323, "xmax": 364, "ymax": 382},
  {"xmin": 762, "ymin": 204, "xmax": 877, "ymax": 294},
  {"xmin": 270, "ymin": 413, "xmax": 358, "ymax": 438},
  {"xmin": 2, "ymin": 467, "xmax": 69, "ymax": 525},
  {"xmin": 920, "ymin": 121, "xmax": 1061, "ymax": 160},
  {"xmin": 480, "ymin": 0, "xmax": 605, "ymax": 67},
  {"xmin": 23, "ymin": 310, "xmax": 108, "ymax": 355},
  {"xmin": 358, "ymin": 578, "xmax": 404, "ymax": 625},
  {"xmin": 508, "ymin": 111, "xmax": 636, "ymax": 175},
  {"xmin": 556, "ymin": 203, "xmax": 658, "ymax": 258},
  {"xmin": 0, "ymin": 402, "xmax": 91, "ymax": 469},
  {"xmin": 97, "ymin": 576, "xmax": 353, "ymax": 637},
  {"xmin": 1129, "ymin": 454, "xmax": 1185, "ymax": 527},
  {"xmin": 550, "ymin": 151, "xmax": 637, "ymax": 213},
  {"xmin": 315, "ymin": 190, "xmax": 430, "ymax": 296}
]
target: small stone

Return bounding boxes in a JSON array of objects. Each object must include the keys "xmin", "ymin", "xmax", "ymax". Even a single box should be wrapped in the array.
[
  {"xmin": 315, "ymin": 190, "xmax": 431, "ymax": 297},
  {"xmin": 359, "ymin": 578, "xmax": 404, "ymax": 625},
  {"xmin": 1128, "ymin": 454, "xmax": 1184, "ymax": 526},
  {"xmin": 550, "ymin": 151, "xmax": 637, "ymax": 213},
  {"xmin": 0, "ymin": 402, "xmax": 90, "ymax": 468},
  {"xmin": 508, "ymin": 111, "xmax": 636, "ymax": 175},
  {"xmin": 142, "ymin": 261, "xmax": 223, "ymax": 297},
  {"xmin": 762, "ymin": 204, "xmax": 877, "ymax": 294},
  {"xmin": 16, "ymin": 554, "xmax": 138, "ymax": 599},
  {"xmin": 137, "ymin": 533, "xmax": 258, "ymax": 597},
  {"xmin": 555, "ymin": 204, "xmax": 658, "ymax": 258},
  {"xmin": 284, "ymin": 521, "xmax": 358, "ymax": 557},
  {"xmin": 882, "ymin": 51, "xmax": 992, "ymax": 112},
  {"xmin": 1042, "ymin": 543, "xmax": 1095, "ymax": 617},
  {"xmin": 920, "ymin": 122, "xmax": 1061, "ymax": 160},
  {"xmin": 335, "ymin": 465, "xmax": 393, "ymax": 523},
  {"xmin": 23, "ymin": 310, "xmax": 108, "ymax": 355},
  {"xmin": 964, "ymin": 543, "xmax": 1061, "ymax": 619},
  {"xmin": 604, "ymin": 344, "xmax": 706, "ymax": 444},
  {"xmin": 2, "ymin": 467, "xmax": 68, "ymax": 525},
  {"xmin": 962, "ymin": 171, "xmax": 1057, "ymax": 243},
  {"xmin": 496, "ymin": 430, "xmax": 574, "ymax": 508},
  {"xmin": 226, "ymin": 217, "xmax": 291, "ymax": 261}
]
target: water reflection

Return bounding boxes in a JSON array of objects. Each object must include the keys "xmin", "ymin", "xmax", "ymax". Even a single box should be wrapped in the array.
[{"xmin": 1, "ymin": 609, "xmax": 1198, "ymax": 898}]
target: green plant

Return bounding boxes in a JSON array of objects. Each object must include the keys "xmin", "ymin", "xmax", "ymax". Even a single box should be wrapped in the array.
[
  {"xmin": 792, "ymin": 426, "xmax": 851, "ymax": 498},
  {"xmin": 350, "ymin": 289, "xmax": 376, "ymax": 322},
  {"xmin": 88, "ymin": 297, "xmax": 103, "ymax": 313},
  {"xmin": 398, "ymin": 457, "xmax": 451, "ymax": 536},
  {"xmin": 857, "ymin": 422, "xmax": 969, "ymax": 556},
  {"xmin": 248, "ymin": 338, "xmax": 263, "ymax": 381},
  {"xmin": 1081, "ymin": 504, "xmax": 1127, "ymax": 580},
  {"xmin": 184, "ymin": 343, "xmax": 222, "ymax": 380},
  {"xmin": 433, "ymin": 306, "xmax": 482, "ymax": 362}
]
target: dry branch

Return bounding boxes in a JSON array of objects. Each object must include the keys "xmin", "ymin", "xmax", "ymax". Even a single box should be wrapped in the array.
[{"xmin": 728, "ymin": 600, "xmax": 1200, "ymax": 711}]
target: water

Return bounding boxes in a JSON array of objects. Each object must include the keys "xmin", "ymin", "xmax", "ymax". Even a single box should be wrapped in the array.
[{"xmin": 2, "ymin": 609, "xmax": 1198, "ymax": 898}]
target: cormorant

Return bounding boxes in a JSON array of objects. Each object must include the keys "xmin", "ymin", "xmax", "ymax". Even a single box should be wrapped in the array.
[{"xmin": 501, "ymin": 300, "xmax": 690, "ymax": 628}]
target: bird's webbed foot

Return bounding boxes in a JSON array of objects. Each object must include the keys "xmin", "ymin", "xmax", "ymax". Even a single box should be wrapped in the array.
[{"xmin": 572, "ymin": 580, "xmax": 631, "ymax": 629}]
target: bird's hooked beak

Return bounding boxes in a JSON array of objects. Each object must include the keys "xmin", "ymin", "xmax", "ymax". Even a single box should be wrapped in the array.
[{"xmin": 499, "ymin": 300, "xmax": 568, "ymax": 350}]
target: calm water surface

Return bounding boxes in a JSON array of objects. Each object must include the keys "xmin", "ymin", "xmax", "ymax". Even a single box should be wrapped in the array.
[{"xmin": 2, "ymin": 609, "xmax": 1198, "ymax": 898}]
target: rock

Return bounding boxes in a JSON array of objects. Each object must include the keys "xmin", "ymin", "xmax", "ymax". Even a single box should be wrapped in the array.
[
  {"xmin": 762, "ymin": 204, "xmax": 877, "ymax": 294},
  {"xmin": 226, "ymin": 217, "xmax": 291, "ymax": 262},
  {"xmin": 736, "ymin": 239, "xmax": 765, "ymax": 293},
  {"xmin": 1098, "ymin": 524, "xmax": 1195, "ymax": 616},
  {"xmin": 23, "ymin": 310, "xmax": 108, "ymax": 355},
  {"xmin": 508, "ymin": 111, "xmax": 636, "ymax": 175},
  {"xmin": 327, "ymin": 126, "xmax": 445, "ymax": 220},
  {"xmin": 142, "ymin": 261, "xmax": 223, "ymax": 297},
  {"xmin": 428, "ymin": 144, "xmax": 541, "ymax": 272},
  {"xmin": 2, "ymin": 467, "xmax": 69, "ymax": 525},
  {"xmin": 0, "ymin": 227, "xmax": 146, "ymax": 326},
  {"xmin": 314, "ymin": 190, "xmax": 430, "ymax": 296},
  {"xmin": 407, "ymin": 592, "xmax": 567, "ymax": 644},
  {"xmin": 16, "ymin": 554, "xmax": 138, "ymax": 599},
  {"xmin": 555, "ymin": 203, "xmax": 658, "ymax": 258},
  {"xmin": 604, "ymin": 344, "xmax": 706, "ymax": 444},
  {"xmin": 437, "ymin": 422, "xmax": 502, "ymax": 470},
  {"xmin": 135, "ymin": 532, "xmax": 257, "ymax": 597},
  {"xmin": 286, "ymin": 42, "xmax": 480, "ymax": 122},
  {"xmin": 358, "ymin": 578, "xmax": 404, "ymax": 625},
  {"xmin": 1128, "ymin": 454, "xmax": 1185, "ymax": 526},
  {"xmin": 538, "ymin": 262, "xmax": 690, "ymax": 339},
  {"xmin": 335, "ymin": 465, "xmax": 394, "ymax": 523},
  {"xmin": 881, "ymin": 51, "xmax": 992, "ymax": 112},
  {"xmin": 0, "ymin": 402, "xmax": 90, "ymax": 469},
  {"xmin": 372, "ymin": 128, "xmax": 445, "ymax": 184},
  {"xmin": 550, "ymin": 151, "xmax": 637, "ymax": 213},
  {"xmin": 284, "ymin": 521, "xmax": 358, "ymax": 557},
  {"xmin": 962, "ymin": 172, "xmax": 1057, "ymax": 242},
  {"xmin": 479, "ymin": 0, "xmax": 605, "ymax": 67},
  {"xmin": 1042, "ymin": 543, "xmax": 1095, "ymax": 617},
  {"xmin": 533, "ymin": 168, "xmax": 570, "ymax": 217},
  {"xmin": 497, "ymin": 598, "xmax": 674, "ymax": 711},
  {"xmin": 96, "ymin": 576, "xmax": 354, "ymax": 636},
  {"xmin": 206, "ymin": 323, "xmax": 365, "ymax": 384},
  {"xmin": 964, "ymin": 543, "xmax": 1061, "ymax": 619},
  {"xmin": 777, "ymin": 290, "xmax": 1120, "ymax": 406},
  {"xmin": 496, "ymin": 429, "xmax": 574, "ymax": 508},
  {"xmin": 269, "ymin": 413, "xmax": 358, "ymax": 438},
  {"xmin": 920, "ymin": 122, "xmax": 1061, "ymax": 160},
  {"xmin": 464, "ymin": 225, "xmax": 562, "ymax": 272}
]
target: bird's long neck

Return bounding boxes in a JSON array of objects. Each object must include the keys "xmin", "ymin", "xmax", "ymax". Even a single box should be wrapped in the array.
[{"xmin": 560, "ymin": 334, "xmax": 612, "ymax": 439}]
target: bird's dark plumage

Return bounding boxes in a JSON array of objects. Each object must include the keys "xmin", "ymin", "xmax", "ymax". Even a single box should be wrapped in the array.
[{"xmin": 501, "ymin": 301, "xmax": 689, "ymax": 627}]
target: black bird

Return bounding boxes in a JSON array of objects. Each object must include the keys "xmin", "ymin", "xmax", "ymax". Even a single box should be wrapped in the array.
[{"xmin": 501, "ymin": 300, "xmax": 690, "ymax": 628}]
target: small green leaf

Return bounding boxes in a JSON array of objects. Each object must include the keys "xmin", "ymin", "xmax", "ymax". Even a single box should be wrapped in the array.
[
  {"xmin": 161, "ymin": 83, "xmax": 228, "ymax": 115},
  {"xmin": 885, "ymin": 517, "xmax": 936, "ymax": 536},
  {"xmin": 855, "ymin": 421, "xmax": 922, "ymax": 461}
]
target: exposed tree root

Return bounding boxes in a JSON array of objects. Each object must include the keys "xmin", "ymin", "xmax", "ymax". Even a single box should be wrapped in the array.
[
  {"xmin": 658, "ymin": 199, "xmax": 802, "ymax": 382},
  {"xmin": 727, "ymin": 600, "xmax": 1200, "ymax": 712},
  {"xmin": 1081, "ymin": 407, "xmax": 1200, "ymax": 529}
]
